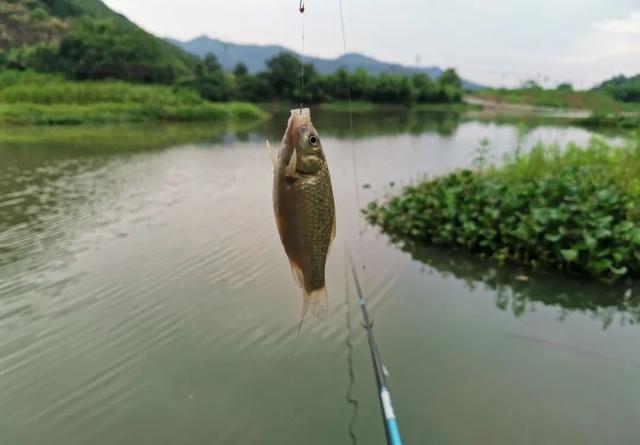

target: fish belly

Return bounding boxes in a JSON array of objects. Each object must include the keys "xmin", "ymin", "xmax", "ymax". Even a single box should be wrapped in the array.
[{"xmin": 274, "ymin": 167, "xmax": 335, "ymax": 293}]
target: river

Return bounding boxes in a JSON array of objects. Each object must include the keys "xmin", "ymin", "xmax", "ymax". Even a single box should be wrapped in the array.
[{"xmin": 1, "ymin": 109, "xmax": 638, "ymax": 444}]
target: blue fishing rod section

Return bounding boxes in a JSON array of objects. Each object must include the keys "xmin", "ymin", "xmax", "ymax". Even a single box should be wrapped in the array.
[{"xmin": 348, "ymin": 251, "xmax": 404, "ymax": 445}]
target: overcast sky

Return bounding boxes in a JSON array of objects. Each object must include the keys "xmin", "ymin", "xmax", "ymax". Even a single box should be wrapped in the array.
[{"xmin": 102, "ymin": 0, "xmax": 640, "ymax": 88}]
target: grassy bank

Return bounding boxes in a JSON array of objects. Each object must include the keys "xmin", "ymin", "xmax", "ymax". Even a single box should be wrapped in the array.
[
  {"xmin": 366, "ymin": 135, "xmax": 640, "ymax": 281},
  {"xmin": 577, "ymin": 112, "xmax": 640, "ymax": 131},
  {"xmin": 0, "ymin": 71, "xmax": 266, "ymax": 125},
  {"xmin": 0, "ymin": 120, "xmax": 265, "ymax": 151},
  {"xmin": 470, "ymin": 86, "xmax": 640, "ymax": 130},
  {"xmin": 473, "ymin": 88, "xmax": 623, "ymax": 111}
]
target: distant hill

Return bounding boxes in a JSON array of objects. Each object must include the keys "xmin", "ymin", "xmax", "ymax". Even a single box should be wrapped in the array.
[
  {"xmin": 167, "ymin": 35, "xmax": 484, "ymax": 90},
  {"xmin": 0, "ymin": 0, "xmax": 197, "ymax": 80}
]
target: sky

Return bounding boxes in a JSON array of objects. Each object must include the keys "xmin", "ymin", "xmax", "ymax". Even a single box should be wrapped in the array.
[{"xmin": 102, "ymin": 0, "xmax": 640, "ymax": 88}]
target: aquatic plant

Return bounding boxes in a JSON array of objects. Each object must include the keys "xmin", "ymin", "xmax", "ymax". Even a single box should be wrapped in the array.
[{"xmin": 366, "ymin": 136, "xmax": 640, "ymax": 281}]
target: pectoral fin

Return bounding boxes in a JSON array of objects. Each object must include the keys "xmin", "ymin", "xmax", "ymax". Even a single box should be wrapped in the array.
[
  {"xmin": 285, "ymin": 149, "xmax": 297, "ymax": 178},
  {"xmin": 266, "ymin": 140, "xmax": 276, "ymax": 168},
  {"xmin": 331, "ymin": 213, "xmax": 336, "ymax": 243}
]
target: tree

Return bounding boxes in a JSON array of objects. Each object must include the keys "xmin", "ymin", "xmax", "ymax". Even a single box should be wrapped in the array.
[
  {"xmin": 233, "ymin": 63, "xmax": 248, "ymax": 77},
  {"xmin": 6, "ymin": 43, "xmax": 62, "ymax": 72},
  {"xmin": 265, "ymin": 53, "xmax": 301, "ymax": 101},
  {"xmin": 58, "ymin": 18, "xmax": 181, "ymax": 83},
  {"xmin": 203, "ymin": 53, "xmax": 221, "ymax": 73},
  {"xmin": 412, "ymin": 73, "xmax": 435, "ymax": 103},
  {"xmin": 438, "ymin": 68, "xmax": 462, "ymax": 88},
  {"xmin": 367, "ymin": 74, "xmax": 417, "ymax": 105},
  {"xmin": 595, "ymin": 74, "xmax": 640, "ymax": 103},
  {"xmin": 521, "ymin": 79, "xmax": 541, "ymax": 90},
  {"xmin": 236, "ymin": 72, "xmax": 272, "ymax": 102}
]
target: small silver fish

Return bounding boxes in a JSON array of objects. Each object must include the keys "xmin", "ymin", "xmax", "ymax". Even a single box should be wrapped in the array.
[{"xmin": 268, "ymin": 108, "xmax": 336, "ymax": 326}]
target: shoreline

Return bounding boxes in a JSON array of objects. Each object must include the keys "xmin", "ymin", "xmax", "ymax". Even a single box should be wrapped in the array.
[{"xmin": 0, "ymin": 102, "xmax": 268, "ymax": 127}]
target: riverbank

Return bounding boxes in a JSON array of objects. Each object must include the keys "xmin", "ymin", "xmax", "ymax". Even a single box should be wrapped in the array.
[
  {"xmin": 467, "ymin": 90, "xmax": 640, "ymax": 130},
  {"xmin": 366, "ymin": 135, "xmax": 640, "ymax": 281},
  {"xmin": 470, "ymin": 88, "xmax": 624, "ymax": 112},
  {"xmin": 0, "ymin": 71, "xmax": 266, "ymax": 126},
  {"xmin": 0, "ymin": 102, "xmax": 267, "ymax": 126}
]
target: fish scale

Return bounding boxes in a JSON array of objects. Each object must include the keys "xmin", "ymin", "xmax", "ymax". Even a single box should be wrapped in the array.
[{"xmin": 293, "ymin": 164, "xmax": 335, "ymax": 291}]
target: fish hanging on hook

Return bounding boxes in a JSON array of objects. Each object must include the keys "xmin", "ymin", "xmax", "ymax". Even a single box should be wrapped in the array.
[{"xmin": 267, "ymin": 108, "xmax": 336, "ymax": 330}]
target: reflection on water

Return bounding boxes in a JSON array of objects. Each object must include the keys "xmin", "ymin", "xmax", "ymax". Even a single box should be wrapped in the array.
[
  {"xmin": 343, "ymin": 263, "xmax": 359, "ymax": 445},
  {"xmin": 396, "ymin": 239, "xmax": 640, "ymax": 329},
  {"xmin": 265, "ymin": 108, "xmax": 464, "ymax": 138},
  {"xmin": 1, "ymin": 110, "xmax": 638, "ymax": 445}
]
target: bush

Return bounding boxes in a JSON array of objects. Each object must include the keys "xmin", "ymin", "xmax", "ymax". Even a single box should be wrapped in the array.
[
  {"xmin": 595, "ymin": 74, "xmax": 640, "ymax": 103},
  {"xmin": 6, "ymin": 43, "xmax": 62, "ymax": 72},
  {"xmin": 366, "ymin": 137, "xmax": 640, "ymax": 280}
]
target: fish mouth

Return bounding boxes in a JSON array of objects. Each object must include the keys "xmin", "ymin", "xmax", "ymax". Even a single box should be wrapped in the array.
[{"xmin": 290, "ymin": 108, "xmax": 311, "ymax": 123}]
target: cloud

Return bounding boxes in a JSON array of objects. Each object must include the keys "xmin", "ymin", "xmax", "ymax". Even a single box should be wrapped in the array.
[
  {"xmin": 102, "ymin": 0, "xmax": 640, "ymax": 88},
  {"xmin": 537, "ymin": 10, "xmax": 640, "ymax": 87},
  {"xmin": 593, "ymin": 11, "xmax": 640, "ymax": 34}
]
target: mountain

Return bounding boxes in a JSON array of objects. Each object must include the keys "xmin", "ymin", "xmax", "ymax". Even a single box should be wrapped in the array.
[
  {"xmin": 1, "ymin": 0, "xmax": 198, "ymax": 80},
  {"xmin": 167, "ymin": 35, "xmax": 484, "ymax": 90}
]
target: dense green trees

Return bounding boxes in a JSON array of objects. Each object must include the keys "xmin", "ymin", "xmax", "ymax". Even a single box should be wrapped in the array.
[
  {"xmin": 57, "ymin": 18, "xmax": 194, "ymax": 83},
  {"xmin": 595, "ymin": 74, "xmax": 640, "ymax": 103},
  {"xmin": 2, "ymin": 17, "xmax": 197, "ymax": 83},
  {"xmin": 1, "ymin": 37, "xmax": 464, "ymax": 105},
  {"xmin": 230, "ymin": 53, "xmax": 463, "ymax": 105},
  {"xmin": 2, "ymin": 0, "xmax": 465, "ymax": 105},
  {"xmin": 168, "ymin": 52, "xmax": 464, "ymax": 105}
]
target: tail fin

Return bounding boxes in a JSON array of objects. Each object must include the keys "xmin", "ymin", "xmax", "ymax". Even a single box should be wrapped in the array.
[{"xmin": 298, "ymin": 287, "xmax": 329, "ymax": 333}]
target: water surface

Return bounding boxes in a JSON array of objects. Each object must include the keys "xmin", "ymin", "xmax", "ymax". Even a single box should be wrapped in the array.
[{"xmin": 1, "ymin": 111, "xmax": 638, "ymax": 445}]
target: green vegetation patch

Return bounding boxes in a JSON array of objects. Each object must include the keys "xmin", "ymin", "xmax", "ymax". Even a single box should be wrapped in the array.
[
  {"xmin": 474, "ymin": 87, "xmax": 623, "ymax": 112},
  {"xmin": 579, "ymin": 112, "xmax": 640, "ymax": 131},
  {"xmin": 0, "ymin": 70, "xmax": 266, "ymax": 125},
  {"xmin": 594, "ymin": 74, "xmax": 640, "ymax": 103},
  {"xmin": 366, "ymin": 136, "xmax": 640, "ymax": 281},
  {"xmin": 0, "ymin": 0, "xmax": 69, "ymax": 49},
  {"xmin": 0, "ymin": 101, "xmax": 265, "ymax": 125}
]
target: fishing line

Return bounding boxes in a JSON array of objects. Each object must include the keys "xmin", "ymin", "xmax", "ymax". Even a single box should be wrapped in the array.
[
  {"xmin": 337, "ymin": 0, "xmax": 365, "ymax": 273},
  {"xmin": 299, "ymin": 0, "xmax": 306, "ymax": 112},
  {"xmin": 338, "ymin": 2, "xmax": 403, "ymax": 445}
]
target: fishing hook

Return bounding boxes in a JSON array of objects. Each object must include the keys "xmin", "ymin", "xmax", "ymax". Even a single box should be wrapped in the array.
[{"xmin": 299, "ymin": 0, "xmax": 305, "ymax": 13}]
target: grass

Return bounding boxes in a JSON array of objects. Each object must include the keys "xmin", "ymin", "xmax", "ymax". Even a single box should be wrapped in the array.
[
  {"xmin": 0, "ymin": 70, "xmax": 266, "ymax": 125},
  {"xmin": 0, "ymin": 120, "xmax": 263, "ymax": 152},
  {"xmin": 0, "ymin": 102, "xmax": 266, "ymax": 125},
  {"xmin": 473, "ymin": 88, "xmax": 624, "ymax": 112},
  {"xmin": 578, "ymin": 112, "xmax": 640, "ymax": 131},
  {"xmin": 366, "ymin": 135, "xmax": 640, "ymax": 281}
]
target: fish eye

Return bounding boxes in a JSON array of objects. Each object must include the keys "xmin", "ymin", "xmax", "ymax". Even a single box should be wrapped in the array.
[{"xmin": 308, "ymin": 135, "xmax": 319, "ymax": 146}]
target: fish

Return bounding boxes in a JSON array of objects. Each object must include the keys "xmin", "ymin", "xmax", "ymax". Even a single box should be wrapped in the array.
[{"xmin": 269, "ymin": 108, "xmax": 336, "ymax": 327}]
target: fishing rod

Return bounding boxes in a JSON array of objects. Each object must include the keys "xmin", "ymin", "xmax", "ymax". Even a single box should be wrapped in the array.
[{"xmin": 347, "ymin": 251, "xmax": 404, "ymax": 445}]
